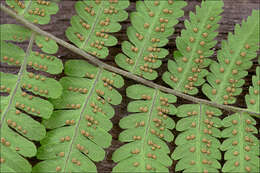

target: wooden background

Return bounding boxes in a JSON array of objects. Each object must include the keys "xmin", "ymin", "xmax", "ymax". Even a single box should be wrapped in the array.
[{"xmin": 1, "ymin": 0, "xmax": 259, "ymax": 172}]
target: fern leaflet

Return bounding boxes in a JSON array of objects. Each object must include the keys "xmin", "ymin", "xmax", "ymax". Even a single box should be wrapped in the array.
[
  {"xmin": 33, "ymin": 60, "xmax": 124, "ymax": 172},
  {"xmin": 66, "ymin": 0, "xmax": 129, "ymax": 59},
  {"xmin": 112, "ymin": 84, "xmax": 176, "ymax": 172},
  {"xmin": 172, "ymin": 104, "xmax": 222, "ymax": 172},
  {"xmin": 115, "ymin": 0, "xmax": 186, "ymax": 80},
  {"xmin": 202, "ymin": 10, "xmax": 259, "ymax": 105},
  {"xmin": 163, "ymin": 0, "xmax": 224, "ymax": 95},
  {"xmin": 6, "ymin": 0, "xmax": 59, "ymax": 25}
]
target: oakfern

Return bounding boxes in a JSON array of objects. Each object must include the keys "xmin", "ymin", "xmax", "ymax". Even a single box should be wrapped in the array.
[
  {"xmin": 0, "ymin": 0, "xmax": 61, "ymax": 172},
  {"xmin": 0, "ymin": 0, "xmax": 259, "ymax": 173}
]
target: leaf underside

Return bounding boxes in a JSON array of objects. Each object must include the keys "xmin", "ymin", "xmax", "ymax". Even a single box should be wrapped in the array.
[
  {"xmin": 1, "ymin": 1, "xmax": 259, "ymax": 173},
  {"xmin": 172, "ymin": 104, "xmax": 222, "ymax": 173},
  {"xmin": 220, "ymin": 67, "xmax": 259, "ymax": 173},
  {"xmin": 112, "ymin": 84, "xmax": 177, "ymax": 172},
  {"xmin": 163, "ymin": 0, "xmax": 224, "ymax": 95},
  {"xmin": 33, "ymin": 60, "xmax": 124, "ymax": 173},
  {"xmin": 6, "ymin": 0, "xmax": 59, "ymax": 25},
  {"xmin": 115, "ymin": 0, "xmax": 186, "ymax": 80},
  {"xmin": 66, "ymin": 0, "xmax": 129, "ymax": 59},
  {"xmin": 0, "ymin": 1, "xmax": 61, "ymax": 171},
  {"xmin": 202, "ymin": 10, "xmax": 259, "ymax": 104}
]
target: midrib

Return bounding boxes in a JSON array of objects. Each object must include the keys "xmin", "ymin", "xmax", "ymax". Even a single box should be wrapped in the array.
[
  {"xmin": 63, "ymin": 68, "xmax": 102, "ymax": 172},
  {"xmin": 238, "ymin": 112, "xmax": 245, "ymax": 171},
  {"xmin": 0, "ymin": 33, "xmax": 35, "ymax": 127},
  {"xmin": 195, "ymin": 104, "xmax": 202, "ymax": 171},
  {"xmin": 21, "ymin": 0, "xmax": 32, "ymax": 16},
  {"xmin": 80, "ymin": 1, "xmax": 104, "ymax": 50},
  {"xmin": 175, "ymin": 6, "xmax": 213, "ymax": 91},
  {"xmin": 131, "ymin": 2, "xmax": 165, "ymax": 74},
  {"xmin": 140, "ymin": 89, "xmax": 158, "ymax": 170},
  {"xmin": 213, "ymin": 22, "xmax": 256, "ymax": 103}
]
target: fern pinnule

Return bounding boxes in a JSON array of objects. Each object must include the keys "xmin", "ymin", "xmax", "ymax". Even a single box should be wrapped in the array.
[
  {"xmin": 202, "ymin": 10, "xmax": 260, "ymax": 105},
  {"xmin": 163, "ymin": 0, "xmax": 224, "ymax": 95},
  {"xmin": 172, "ymin": 104, "xmax": 222, "ymax": 172},
  {"xmin": 112, "ymin": 84, "xmax": 176, "ymax": 172},
  {"xmin": 115, "ymin": 0, "xmax": 186, "ymax": 80},
  {"xmin": 220, "ymin": 67, "xmax": 259, "ymax": 172},
  {"xmin": 5, "ymin": 0, "xmax": 59, "ymax": 25},
  {"xmin": 0, "ymin": 24, "xmax": 59, "ymax": 55},
  {"xmin": 245, "ymin": 66, "xmax": 260, "ymax": 113},
  {"xmin": 33, "ymin": 60, "xmax": 124, "ymax": 173},
  {"xmin": 66, "ymin": 0, "xmax": 129, "ymax": 59},
  {"xmin": 0, "ymin": 23, "xmax": 62, "ymax": 173}
]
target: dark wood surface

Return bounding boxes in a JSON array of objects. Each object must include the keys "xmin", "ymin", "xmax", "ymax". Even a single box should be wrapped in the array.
[{"xmin": 1, "ymin": 0, "xmax": 259, "ymax": 172}]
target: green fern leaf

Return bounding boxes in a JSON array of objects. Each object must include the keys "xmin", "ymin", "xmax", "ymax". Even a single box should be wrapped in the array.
[
  {"xmin": 163, "ymin": 0, "xmax": 224, "ymax": 95},
  {"xmin": 6, "ymin": 0, "xmax": 59, "ymax": 25},
  {"xmin": 220, "ymin": 67, "xmax": 259, "ymax": 172},
  {"xmin": 202, "ymin": 10, "xmax": 259, "ymax": 104},
  {"xmin": 1, "ymin": 24, "xmax": 60, "ymax": 57},
  {"xmin": 33, "ymin": 60, "xmax": 124, "ymax": 172},
  {"xmin": 65, "ymin": 0, "xmax": 129, "ymax": 59},
  {"xmin": 172, "ymin": 104, "xmax": 222, "ymax": 172},
  {"xmin": 0, "ymin": 24, "xmax": 63, "ymax": 172},
  {"xmin": 115, "ymin": 0, "xmax": 186, "ymax": 80},
  {"xmin": 112, "ymin": 84, "xmax": 176, "ymax": 172}
]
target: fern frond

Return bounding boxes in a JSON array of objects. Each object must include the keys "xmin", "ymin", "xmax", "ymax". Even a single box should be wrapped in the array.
[
  {"xmin": 163, "ymin": 0, "xmax": 224, "ymax": 95},
  {"xmin": 0, "ymin": 24, "xmax": 62, "ymax": 172},
  {"xmin": 112, "ymin": 84, "xmax": 176, "ymax": 172},
  {"xmin": 172, "ymin": 104, "xmax": 222, "ymax": 173},
  {"xmin": 220, "ymin": 67, "xmax": 259, "ymax": 172},
  {"xmin": 115, "ymin": 0, "xmax": 186, "ymax": 80},
  {"xmin": 202, "ymin": 10, "xmax": 259, "ymax": 104},
  {"xmin": 65, "ymin": 0, "xmax": 129, "ymax": 59},
  {"xmin": 6, "ymin": 0, "xmax": 59, "ymax": 25},
  {"xmin": 33, "ymin": 60, "xmax": 124, "ymax": 172}
]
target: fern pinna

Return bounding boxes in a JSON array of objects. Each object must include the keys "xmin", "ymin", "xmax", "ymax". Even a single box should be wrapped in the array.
[
  {"xmin": 33, "ymin": 60, "xmax": 124, "ymax": 172},
  {"xmin": 113, "ymin": 84, "xmax": 176, "ymax": 172},
  {"xmin": 163, "ymin": 0, "xmax": 224, "ymax": 95},
  {"xmin": 115, "ymin": 0, "xmax": 187, "ymax": 80},
  {"xmin": 0, "ymin": 1, "xmax": 61, "ymax": 172},
  {"xmin": 66, "ymin": 0, "xmax": 129, "ymax": 59}
]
